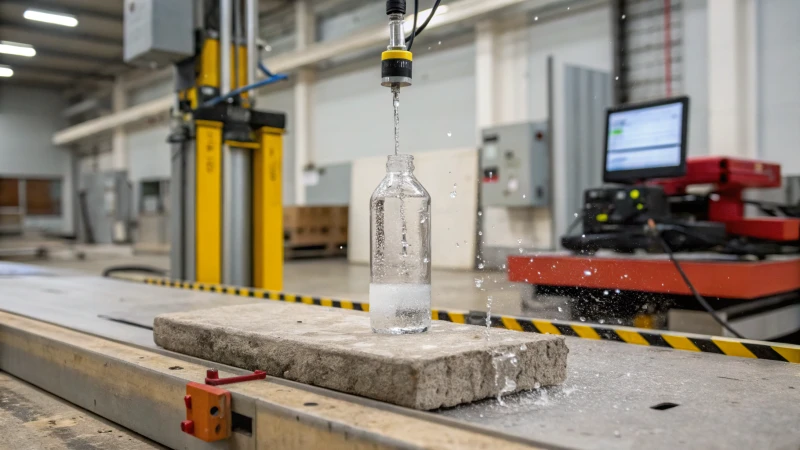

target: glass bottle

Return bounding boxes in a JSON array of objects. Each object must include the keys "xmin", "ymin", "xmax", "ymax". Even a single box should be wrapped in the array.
[{"xmin": 370, "ymin": 154, "xmax": 432, "ymax": 334}]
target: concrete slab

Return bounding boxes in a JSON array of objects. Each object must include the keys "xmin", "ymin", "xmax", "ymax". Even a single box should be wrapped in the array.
[{"xmin": 153, "ymin": 303, "xmax": 568, "ymax": 410}]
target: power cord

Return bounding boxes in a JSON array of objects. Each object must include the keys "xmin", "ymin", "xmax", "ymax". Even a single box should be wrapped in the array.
[
  {"xmin": 406, "ymin": 0, "xmax": 419, "ymax": 50},
  {"xmin": 406, "ymin": 0, "xmax": 443, "ymax": 51},
  {"xmin": 648, "ymin": 219, "xmax": 745, "ymax": 339}
]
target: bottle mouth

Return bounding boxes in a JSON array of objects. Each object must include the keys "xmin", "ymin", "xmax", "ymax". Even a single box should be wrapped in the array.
[{"xmin": 387, "ymin": 154, "xmax": 414, "ymax": 172}]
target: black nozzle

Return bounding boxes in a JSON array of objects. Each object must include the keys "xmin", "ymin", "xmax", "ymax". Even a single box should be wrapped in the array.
[{"xmin": 386, "ymin": 0, "xmax": 406, "ymax": 15}]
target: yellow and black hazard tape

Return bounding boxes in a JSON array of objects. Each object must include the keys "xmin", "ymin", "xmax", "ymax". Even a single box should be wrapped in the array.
[{"xmin": 127, "ymin": 275, "xmax": 800, "ymax": 364}]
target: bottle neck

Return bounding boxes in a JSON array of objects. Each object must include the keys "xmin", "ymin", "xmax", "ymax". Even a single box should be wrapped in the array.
[{"xmin": 386, "ymin": 154, "xmax": 414, "ymax": 174}]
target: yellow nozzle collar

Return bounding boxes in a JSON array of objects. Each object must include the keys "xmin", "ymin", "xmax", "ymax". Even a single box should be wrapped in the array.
[{"xmin": 381, "ymin": 50, "xmax": 413, "ymax": 61}]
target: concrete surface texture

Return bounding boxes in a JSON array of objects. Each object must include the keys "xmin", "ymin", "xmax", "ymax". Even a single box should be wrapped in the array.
[{"xmin": 153, "ymin": 303, "xmax": 568, "ymax": 410}]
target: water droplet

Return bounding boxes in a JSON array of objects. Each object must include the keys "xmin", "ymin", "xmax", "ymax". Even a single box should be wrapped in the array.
[
  {"xmin": 583, "ymin": 270, "xmax": 592, "ymax": 276},
  {"xmin": 522, "ymin": 194, "xmax": 526, "ymax": 199},
  {"xmin": 447, "ymin": 131, "xmax": 452, "ymax": 137},
  {"xmin": 552, "ymin": 265, "xmax": 556, "ymax": 269},
  {"xmin": 524, "ymin": 278, "xmax": 528, "ymax": 282},
  {"xmin": 339, "ymin": 245, "xmax": 343, "ymax": 249},
  {"xmin": 534, "ymin": 16, "xmax": 539, "ymax": 21},
  {"xmin": 614, "ymin": 430, "xmax": 621, "ymax": 438},
  {"xmin": 450, "ymin": 183, "xmax": 457, "ymax": 198},
  {"xmin": 615, "ymin": 289, "xmax": 621, "ymax": 294},
  {"xmin": 534, "ymin": 381, "xmax": 541, "ymax": 389},
  {"xmin": 428, "ymin": 46, "xmax": 431, "ymax": 50},
  {"xmin": 456, "ymin": 242, "xmax": 460, "ymax": 247},
  {"xmin": 423, "ymin": 257, "xmax": 429, "ymax": 263},
  {"xmin": 579, "ymin": 317, "xmax": 586, "ymax": 322},
  {"xmin": 478, "ymin": 231, "xmax": 482, "ymax": 236},
  {"xmin": 603, "ymin": 290, "xmax": 609, "ymax": 295},
  {"xmin": 438, "ymin": 41, "xmax": 441, "ymax": 45},
  {"xmin": 537, "ymin": 271, "xmax": 541, "ymax": 275},
  {"xmin": 581, "ymin": 234, "xmax": 586, "ymax": 238},
  {"xmin": 520, "ymin": 344, "xmax": 527, "ymax": 351},
  {"xmin": 557, "ymin": 307, "xmax": 563, "ymax": 312},
  {"xmin": 599, "ymin": 318, "xmax": 605, "ymax": 324},
  {"xmin": 420, "ymin": 216, "xmax": 426, "ymax": 223},
  {"xmin": 474, "ymin": 277, "xmax": 483, "ymax": 288},
  {"xmin": 519, "ymin": 248, "xmax": 524, "ymax": 254},
  {"xmin": 501, "ymin": 264, "xmax": 506, "ymax": 269},
  {"xmin": 478, "ymin": 263, "xmax": 485, "ymax": 269},
  {"xmin": 574, "ymin": 212, "xmax": 579, "ymax": 218},
  {"xmin": 477, "ymin": 211, "xmax": 482, "ymax": 216}
]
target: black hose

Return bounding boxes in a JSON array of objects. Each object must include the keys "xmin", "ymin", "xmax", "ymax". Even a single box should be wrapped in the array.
[
  {"xmin": 406, "ymin": 0, "xmax": 419, "ymax": 50},
  {"xmin": 412, "ymin": 0, "xmax": 442, "ymax": 38},
  {"xmin": 102, "ymin": 265, "xmax": 168, "ymax": 278},
  {"xmin": 655, "ymin": 234, "xmax": 745, "ymax": 339}
]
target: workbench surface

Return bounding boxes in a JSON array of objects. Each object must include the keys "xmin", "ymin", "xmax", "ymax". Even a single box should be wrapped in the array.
[{"xmin": 2, "ymin": 263, "xmax": 798, "ymax": 450}]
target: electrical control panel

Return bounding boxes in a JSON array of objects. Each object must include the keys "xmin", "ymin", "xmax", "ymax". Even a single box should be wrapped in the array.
[
  {"xmin": 480, "ymin": 122, "xmax": 550, "ymax": 208},
  {"xmin": 124, "ymin": 0, "xmax": 194, "ymax": 67}
]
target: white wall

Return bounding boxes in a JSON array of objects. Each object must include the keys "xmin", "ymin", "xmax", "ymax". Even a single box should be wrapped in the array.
[
  {"xmin": 483, "ymin": 5, "xmax": 612, "ymax": 250},
  {"xmin": 0, "ymin": 85, "xmax": 74, "ymax": 233},
  {"xmin": 312, "ymin": 40, "xmax": 477, "ymax": 165},
  {"xmin": 757, "ymin": 0, "xmax": 800, "ymax": 175}
]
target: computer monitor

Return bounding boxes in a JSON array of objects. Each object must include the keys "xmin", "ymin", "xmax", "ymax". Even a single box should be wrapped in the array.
[{"xmin": 603, "ymin": 96, "xmax": 689, "ymax": 183}]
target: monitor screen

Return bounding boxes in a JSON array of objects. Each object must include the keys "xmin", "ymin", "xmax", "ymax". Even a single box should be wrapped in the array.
[{"xmin": 603, "ymin": 97, "xmax": 689, "ymax": 183}]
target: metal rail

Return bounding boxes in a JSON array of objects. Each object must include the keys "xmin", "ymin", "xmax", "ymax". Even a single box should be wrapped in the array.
[{"xmin": 0, "ymin": 311, "xmax": 547, "ymax": 450}]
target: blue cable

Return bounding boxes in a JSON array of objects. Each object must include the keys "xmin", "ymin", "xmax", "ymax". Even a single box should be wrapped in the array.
[
  {"xmin": 258, "ymin": 62, "xmax": 273, "ymax": 77},
  {"xmin": 203, "ymin": 72, "xmax": 288, "ymax": 107}
]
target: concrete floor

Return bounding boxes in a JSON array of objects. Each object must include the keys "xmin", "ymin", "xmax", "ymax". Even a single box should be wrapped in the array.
[{"xmin": 26, "ymin": 244, "xmax": 528, "ymax": 316}]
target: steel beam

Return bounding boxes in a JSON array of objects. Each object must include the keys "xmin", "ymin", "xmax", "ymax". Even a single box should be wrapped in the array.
[
  {"xmin": 0, "ymin": 21, "xmax": 122, "ymax": 46},
  {"xmin": 2, "ymin": 0, "xmax": 123, "ymax": 22}
]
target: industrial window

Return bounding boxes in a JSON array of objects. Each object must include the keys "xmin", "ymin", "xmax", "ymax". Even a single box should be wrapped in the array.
[
  {"xmin": 0, "ymin": 178, "xmax": 20, "ymax": 208},
  {"xmin": 25, "ymin": 179, "xmax": 62, "ymax": 216}
]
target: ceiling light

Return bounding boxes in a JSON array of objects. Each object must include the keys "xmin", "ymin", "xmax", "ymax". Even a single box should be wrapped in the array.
[
  {"xmin": 24, "ymin": 9, "xmax": 78, "ymax": 27},
  {"xmin": 0, "ymin": 65, "xmax": 13, "ymax": 78},
  {"xmin": 0, "ymin": 41, "xmax": 36, "ymax": 57}
]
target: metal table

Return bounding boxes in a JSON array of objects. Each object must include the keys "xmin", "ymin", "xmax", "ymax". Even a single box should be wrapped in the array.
[{"xmin": 1, "ymin": 262, "xmax": 798, "ymax": 449}]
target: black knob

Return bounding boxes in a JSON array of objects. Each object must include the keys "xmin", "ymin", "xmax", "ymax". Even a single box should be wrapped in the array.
[{"xmin": 386, "ymin": 0, "xmax": 406, "ymax": 14}]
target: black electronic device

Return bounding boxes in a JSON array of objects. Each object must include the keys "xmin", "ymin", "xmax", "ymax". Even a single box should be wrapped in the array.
[
  {"xmin": 603, "ymin": 96, "xmax": 689, "ymax": 184},
  {"xmin": 581, "ymin": 186, "xmax": 670, "ymax": 234},
  {"xmin": 561, "ymin": 95, "xmax": 731, "ymax": 254}
]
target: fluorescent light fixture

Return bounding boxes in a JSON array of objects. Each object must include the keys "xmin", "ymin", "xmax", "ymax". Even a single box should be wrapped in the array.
[
  {"xmin": 0, "ymin": 65, "xmax": 13, "ymax": 78},
  {"xmin": 404, "ymin": 5, "xmax": 449, "ymax": 32},
  {"xmin": 0, "ymin": 41, "xmax": 36, "ymax": 57},
  {"xmin": 24, "ymin": 9, "xmax": 79, "ymax": 27}
]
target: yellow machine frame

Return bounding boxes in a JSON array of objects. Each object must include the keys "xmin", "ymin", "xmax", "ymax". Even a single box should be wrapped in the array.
[{"xmin": 189, "ymin": 36, "xmax": 284, "ymax": 290}]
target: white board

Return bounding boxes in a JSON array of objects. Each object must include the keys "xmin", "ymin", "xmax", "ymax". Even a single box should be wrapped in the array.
[{"xmin": 349, "ymin": 148, "xmax": 479, "ymax": 270}]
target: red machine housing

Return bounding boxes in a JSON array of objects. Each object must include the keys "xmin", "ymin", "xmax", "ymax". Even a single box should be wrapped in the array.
[{"xmin": 651, "ymin": 156, "xmax": 800, "ymax": 241}]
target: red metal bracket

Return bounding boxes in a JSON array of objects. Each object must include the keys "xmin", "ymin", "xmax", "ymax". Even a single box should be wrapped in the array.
[{"xmin": 205, "ymin": 369, "xmax": 267, "ymax": 386}]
